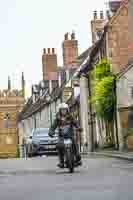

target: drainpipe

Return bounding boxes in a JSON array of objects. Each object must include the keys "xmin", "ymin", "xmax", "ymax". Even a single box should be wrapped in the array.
[
  {"xmin": 79, "ymin": 75, "xmax": 90, "ymax": 152},
  {"xmin": 88, "ymin": 74, "xmax": 95, "ymax": 152},
  {"xmin": 113, "ymin": 77, "xmax": 119, "ymax": 150}
]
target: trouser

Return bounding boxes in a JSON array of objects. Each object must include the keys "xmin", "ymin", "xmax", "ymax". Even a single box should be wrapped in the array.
[{"xmin": 57, "ymin": 139, "xmax": 81, "ymax": 164}]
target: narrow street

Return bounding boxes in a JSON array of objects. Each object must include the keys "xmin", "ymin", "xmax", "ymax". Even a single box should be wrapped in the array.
[{"xmin": 0, "ymin": 156, "xmax": 133, "ymax": 200}]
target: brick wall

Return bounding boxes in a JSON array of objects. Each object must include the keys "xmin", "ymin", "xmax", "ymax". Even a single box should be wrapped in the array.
[{"xmin": 108, "ymin": 3, "xmax": 133, "ymax": 73}]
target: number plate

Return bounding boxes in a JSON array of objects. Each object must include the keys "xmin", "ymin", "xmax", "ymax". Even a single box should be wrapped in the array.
[
  {"xmin": 64, "ymin": 139, "xmax": 72, "ymax": 145},
  {"xmin": 48, "ymin": 145, "xmax": 56, "ymax": 149}
]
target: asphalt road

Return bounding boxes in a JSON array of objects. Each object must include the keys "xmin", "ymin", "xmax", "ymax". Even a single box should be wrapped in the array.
[{"xmin": 0, "ymin": 155, "xmax": 133, "ymax": 200}]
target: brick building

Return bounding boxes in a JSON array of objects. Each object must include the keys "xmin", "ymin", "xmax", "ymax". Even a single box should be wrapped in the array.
[
  {"xmin": 90, "ymin": 0, "xmax": 131, "ymax": 74},
  {"xmin": 77, "ymin": 0, "xmax": 132, "ymax": 150}
]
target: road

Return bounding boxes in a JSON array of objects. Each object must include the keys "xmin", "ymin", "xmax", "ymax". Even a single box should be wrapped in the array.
[{"xmin": 0, "ymin": 155, "xmax": 133, "ymax": 200}]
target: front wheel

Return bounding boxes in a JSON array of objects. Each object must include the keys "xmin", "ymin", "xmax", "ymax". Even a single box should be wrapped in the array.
[{"xmin": 66, "ymin": 148, "xmax": 74, "ymax": 173}]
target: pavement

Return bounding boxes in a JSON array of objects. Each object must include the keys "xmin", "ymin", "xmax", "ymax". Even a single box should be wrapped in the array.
[
  {"xmin": 84, "ymin": 150, "xmax": 133, "ymax": 161},
  {"xmin": 0, "ymin": 155, "xmax": 133, "ymax": 199}
]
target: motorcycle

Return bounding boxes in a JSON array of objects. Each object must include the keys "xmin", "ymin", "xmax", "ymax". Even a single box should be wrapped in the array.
[
  {"xmin": 63, "ymin": 127, "xmax": 83, "ymax": 173},
  {"xmin": 49, "ymin": 127, "xmax": 82, "ymax": 173}
]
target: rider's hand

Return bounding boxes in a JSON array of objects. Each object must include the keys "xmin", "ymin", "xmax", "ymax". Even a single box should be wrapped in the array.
[
  {"xmin": 49, "ymin": 131, "xmax": 54, "ymax": 138},
  {"xmin": 77, "ymin": 128, "xmax": 83, "ymax": 132}
]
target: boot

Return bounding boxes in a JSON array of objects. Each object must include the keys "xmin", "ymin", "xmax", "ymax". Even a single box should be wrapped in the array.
[
  {"xmin": 57, "ymin": 148, "xmax": 64, "ymax": 168},
  {"xmin": 73, "ymin": 143, "xmax": 82, "ymax": 166},
  {"xmin": 74, "ymin": 154, "xmax": 82, "ymax": 166}
]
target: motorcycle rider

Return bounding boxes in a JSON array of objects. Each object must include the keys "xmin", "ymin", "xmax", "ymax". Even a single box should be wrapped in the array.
[{"xmin": 49, "ymin": 103, "xmax": 82, "ymax": 168}]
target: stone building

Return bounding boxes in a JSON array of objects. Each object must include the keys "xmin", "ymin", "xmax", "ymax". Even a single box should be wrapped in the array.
[
  {"xmin": 0, "ymin": 74, "xmax": 25, "ymax": 158},
  {"xmin": 76, "ymin": 0, "xmax": 132, "ymax": 151}
]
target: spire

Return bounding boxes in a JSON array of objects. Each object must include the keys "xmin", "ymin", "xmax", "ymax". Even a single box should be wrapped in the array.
[
  {"xmin": 8, "ymin": 76, "xmax": 11, "ymax": 90},
  {"xmin": 21, "ymin": 72, "xmax": 25, "ymax": 98}
]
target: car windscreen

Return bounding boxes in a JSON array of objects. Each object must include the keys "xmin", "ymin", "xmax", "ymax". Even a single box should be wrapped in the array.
[{"xmin": 34, "ymin": 129, "xmax": 49, "ymax": 136}]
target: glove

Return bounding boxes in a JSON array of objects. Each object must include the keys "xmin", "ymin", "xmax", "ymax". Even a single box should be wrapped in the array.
[
  {"xmin": 76, "ymin": 128, "xmax": 83, "ymax": 132},
  {"xmin": 49, "ymin": 131, "xmax": 54, "ymax": 138}
]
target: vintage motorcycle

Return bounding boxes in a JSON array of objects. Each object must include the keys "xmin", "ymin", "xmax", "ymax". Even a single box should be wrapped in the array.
[{"xmin": 59, "ymin": 126, "xmax": 82, "ymax": 173}]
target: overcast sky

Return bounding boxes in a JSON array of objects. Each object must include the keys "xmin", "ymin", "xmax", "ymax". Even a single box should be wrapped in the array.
[{"xmin": 0, "ymin": 0, "xmax": 106, "ymax": 96}]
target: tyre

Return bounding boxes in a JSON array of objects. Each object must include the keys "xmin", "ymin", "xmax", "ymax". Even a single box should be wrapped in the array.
[{"xmin": 66, "ymin": 148, "xmax": 74, "ymax": 173}]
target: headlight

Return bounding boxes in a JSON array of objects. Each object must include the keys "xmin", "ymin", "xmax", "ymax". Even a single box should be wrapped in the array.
[{"xmin": 32, "ymin": 141, "xmax": 39, "ymax": 147}]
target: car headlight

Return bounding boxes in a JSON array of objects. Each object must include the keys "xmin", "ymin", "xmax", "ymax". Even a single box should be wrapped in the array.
[{"xmin": 32, "ymin": 141, "xmax": 39, "ymax": 147}]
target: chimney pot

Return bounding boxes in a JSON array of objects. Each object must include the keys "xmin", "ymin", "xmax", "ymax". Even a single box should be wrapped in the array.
[
  {"xmin": 52, "ymin": 48, "xmax": 55, "ymax": 54},
  {"xmin": 64, "ymin": 33, "xmax": 69, "ymax": 40},
  {"xmin": 93, "ymin": 11, "xmax": 97, "ymax": 19},
  {"xmin": 43, "ymin": 48, "xmax": 46, "ymax": 54},
  {"xmin": 71, "ymin": 31, "xmax": 75, "ymax": 40},
  {"xmin": 48, "ymin": 48, "xmax": 50, "ymax": 54},
  {"xmin": 100, "ymin": 11, "xmax": 104, "ymax": 19}
]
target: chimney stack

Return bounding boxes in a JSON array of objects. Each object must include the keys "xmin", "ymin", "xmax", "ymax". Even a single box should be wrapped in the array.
[
  {"xmin": 91, "ymin": 10, "xmax": 106, "ymax": 44},
  {"xmin": 42, "ymin": 48, "xmax": 58, "ymax": 80},
  {"xmin": 62, "ymin": 32, "xmax": 78, "ymax": 67}
]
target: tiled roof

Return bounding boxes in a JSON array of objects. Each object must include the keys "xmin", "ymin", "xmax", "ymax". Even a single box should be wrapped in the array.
[{"xmin": 78, "ymin": 47, "xmax": 94, "ymax": 61}]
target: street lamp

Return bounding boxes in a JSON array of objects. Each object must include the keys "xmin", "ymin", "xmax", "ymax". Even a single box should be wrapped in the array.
[
  {"xmin": 4, "ymin": 112, "xmax": 10, "ymax": 128},
  {"xmin": 39, "ymin": 80, "xmax": 45, "ymax": 96},
  {"xmin": 45, "ymin": 95, "xmax": 52, "ymax": 127},
  {"xmin": 32, "ymin": 84, "xmax": 40, "ymax": 103}
]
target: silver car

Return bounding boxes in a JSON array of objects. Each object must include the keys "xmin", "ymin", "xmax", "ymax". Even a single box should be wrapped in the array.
[{"xmin": 31, "ymin": 128, "xmax": 58, "ymax": 156}]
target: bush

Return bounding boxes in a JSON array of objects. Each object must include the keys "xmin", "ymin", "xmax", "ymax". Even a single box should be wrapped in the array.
[
  {"xmin": 127, "ymin": 128, "xmax": 133, "ymax": 137},
  {"xmin": 93, "ymin": 74, "xmax": 115, "ymax": 121}
]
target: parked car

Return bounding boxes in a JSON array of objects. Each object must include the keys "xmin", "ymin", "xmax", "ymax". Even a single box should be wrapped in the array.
[{"xmin": 31, "ymin": 128, "xmax": 58, "ymax": 156}]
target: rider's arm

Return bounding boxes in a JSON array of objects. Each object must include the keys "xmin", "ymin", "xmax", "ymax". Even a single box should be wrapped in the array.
[
  {"xmin": 71, "ymin": 118, "xmax": 80, "ymax": 129},
  {"xmin": 72, "ymin": 118, "xmax": 83, "ymax": 132},
  {"xmin": 49, "ymin": 118, "xmax": 58, "ymax": 137}
]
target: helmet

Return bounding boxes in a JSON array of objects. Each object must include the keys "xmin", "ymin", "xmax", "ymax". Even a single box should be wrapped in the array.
[{"xmin": 57, "ymin": 103, "xmax": 69, "ymax": 112}]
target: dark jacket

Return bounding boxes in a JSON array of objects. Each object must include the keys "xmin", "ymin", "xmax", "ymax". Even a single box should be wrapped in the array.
[{"xmin": 49, "ymin": 112, "xmax": 80, "ymax": 139}]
